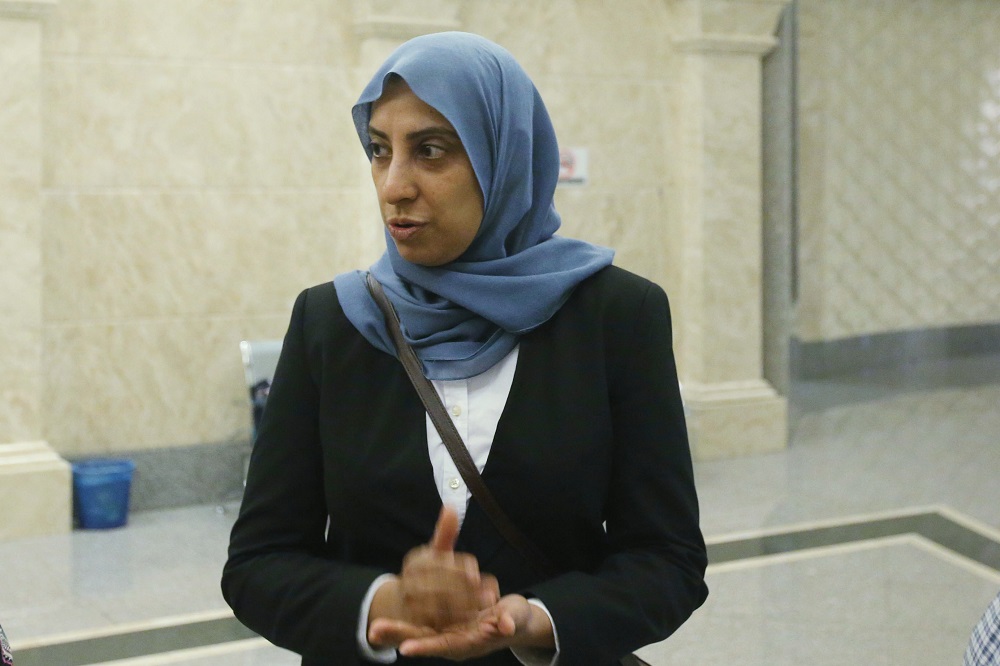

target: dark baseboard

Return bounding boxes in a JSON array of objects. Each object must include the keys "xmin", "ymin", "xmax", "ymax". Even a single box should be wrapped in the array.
[
  {"xmin": 69, "ymin": 439, "xmax": 251, "ymax": 514},
  {"xmin": 791, "ymin": 323, "xmax": 1000, "ymax": 380}
]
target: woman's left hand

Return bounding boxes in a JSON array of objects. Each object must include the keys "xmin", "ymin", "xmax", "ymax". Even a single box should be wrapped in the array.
[{"xmin": 369, "ymin": 593, "xmax": 554, "ymax": 660}]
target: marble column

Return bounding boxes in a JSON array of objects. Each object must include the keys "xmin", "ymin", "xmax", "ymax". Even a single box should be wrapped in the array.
[
  {"xmin": 0, "ymin": 0, "xmax": 72, "ymax": 539},
  {"xmin": 669, "ymin": 0, "xmax": 790, "ymax": 459}
]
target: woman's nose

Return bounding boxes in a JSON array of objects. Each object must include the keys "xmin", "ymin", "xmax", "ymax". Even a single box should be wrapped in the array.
[{"xmin": 380, "ymin": 156, "xmax": 418, "ymax": 204}]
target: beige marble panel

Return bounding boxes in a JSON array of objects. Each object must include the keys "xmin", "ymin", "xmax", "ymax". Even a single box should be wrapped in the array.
[
  {"xmin": 1, "ymin": 6, "xmax": 46, "ymax": 453},
  {"xmin": 43, "ymin": 188, "xmax": 379, "ymax": 323},
  {"xmin": 363, "ymin": 0, "xmax": 459, "ymax": 18},
  {"xmin": 43, "ymin": 0, "xmax": 352, "ymax": 65},
  {"xmin": 796, "ymin": 0, "xmax": 1000, "ymax": 341},
  {"xmin": 701, "ymin": 57, "xmax": 764, "ymax": 227},
  {"xmin": 464, "ymin": 0, "xmax": 673, "ymax": 80},
  {"xmin": 555, "ymin": 186, "xmax": 679, "ymax": 295},
  {"xmin": 42, "ymin": 59, "xmax": 357, "ymax": 189},
  {"xmin": 0, "ymin": 19, "xmax": 38, "ymax": 63},
  {"xmin": 0, "ymin": 177, "xmax": 41, "ymax": 324},
  {"xmin": 0, "ymin": 442, "xmax": 72, "ymax": 539},
  {"xmin": 43, "ymin": 314, "xmax": 291, "ymax": 456},
  {"xmin": 683, "ymin": 381, "xmax": 787, "ymax": 460},
  {"xmin": 353, "ymin": 0, "xmax": 461, "ymax": 45},
  {"xmin": 677, "ymin": 54, "xmax": 767, "ymax": 383},
  {"xmin": 0, "ymin": 19, "xmax": 41, "ymax": 179},
  {"xmin": 0, "ymin": 325, "xmax": 42, "ymax": 442},
  {"xmin": 539, "ymin": 78, "xmax": 672, "ymax": 191}
]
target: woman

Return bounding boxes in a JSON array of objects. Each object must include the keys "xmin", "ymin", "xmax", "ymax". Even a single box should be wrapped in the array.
[{"xmin": 222, "ymin": 32, "xmax": 707, "ymax": 665}]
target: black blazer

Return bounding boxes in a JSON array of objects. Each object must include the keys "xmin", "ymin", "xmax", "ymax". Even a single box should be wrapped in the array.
[{"xmin": 222, "ymin": 266, "xmax": 708, "ymax": 665}]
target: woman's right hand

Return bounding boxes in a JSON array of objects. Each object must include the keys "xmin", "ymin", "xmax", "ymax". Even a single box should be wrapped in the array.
[{"xmin": 369, "ymin": 506, "xmax": 499, "ymax": 645}]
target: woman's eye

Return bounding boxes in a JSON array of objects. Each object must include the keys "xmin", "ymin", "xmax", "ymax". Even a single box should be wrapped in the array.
[
  {"xmin": 370, "ymin": 142, "xmax": 388, "ymax": 158},
  {"xmin": 419, "ymin": 144, "xmax": 445, "ymax": 159}
]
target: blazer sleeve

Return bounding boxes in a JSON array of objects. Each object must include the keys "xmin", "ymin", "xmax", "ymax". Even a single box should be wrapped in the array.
[
  {"xmin": 524, "ymin": 280, "xmax": 708, "ymax": 664},
  {"xmin": 221, "ymin": 288, "xmax": 384, "ymax": 663}
]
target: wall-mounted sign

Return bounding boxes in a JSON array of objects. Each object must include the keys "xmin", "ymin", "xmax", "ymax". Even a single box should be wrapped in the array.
[{"xmin": 558, "ymin": 147, "xmax": 588, "ymax": 186}]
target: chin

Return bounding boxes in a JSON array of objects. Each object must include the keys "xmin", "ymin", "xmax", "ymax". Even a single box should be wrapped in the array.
[
  {"xmin": 406, "ymin": 255, "xmax": 450, "ymax": 268},
  {"xmin": 395, "ymin": 246, "xmax": 454, "ymax": 268}
]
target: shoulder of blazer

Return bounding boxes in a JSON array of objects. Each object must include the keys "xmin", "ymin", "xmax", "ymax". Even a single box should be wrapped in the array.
[
  {"xmin": 289, "ymin": 281, "xmax": 381, "ymax": 385},
  {"xmin": 293, "ymin": 281, "xmax": 367, "ymax": 350},
  {"xmin": 297, "ymin": 281, "xmax": 342, "ymax": 328},
  {"xmin": 561, "ymin": 264, "xmax": 667, "ymax": 322},
  {"xmin": 574, "ymin": 264, "xmax": 660, "ymax": 298}
]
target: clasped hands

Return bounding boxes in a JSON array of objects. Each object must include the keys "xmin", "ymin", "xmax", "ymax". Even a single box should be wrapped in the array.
[{"xmin": 368, "ymin": 507, "xmax": 554, "ymax": 660}]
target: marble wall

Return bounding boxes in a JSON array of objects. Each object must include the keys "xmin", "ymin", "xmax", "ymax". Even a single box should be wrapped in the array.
[
  {"xmin": 39, "ymin": 0, "xmax": 382, "ymax": 456},
  {"xmin": 6, "ymin": 0, "xmax": 993, "ymax": 497},
  {"xmin": 33, "ymin": 0, "xmax": 693, "ymax": 459},
  {"xmin": 10, "ymin": 0, "xmax": 788, "ymax": 470},
  {"xmin": 796, "ymin": 0, "xmax": 1000, "ymax": 342}
]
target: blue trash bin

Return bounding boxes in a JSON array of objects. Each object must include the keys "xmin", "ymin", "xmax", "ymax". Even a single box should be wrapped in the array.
[{"xmin": 72, "ymin": 459, "xmax": 136, "ymax": 529}]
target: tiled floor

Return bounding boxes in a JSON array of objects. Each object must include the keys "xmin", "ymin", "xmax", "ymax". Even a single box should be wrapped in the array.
[{"xmin": 2, "ymin": 354, "xmax": 998, "ymax": 665}]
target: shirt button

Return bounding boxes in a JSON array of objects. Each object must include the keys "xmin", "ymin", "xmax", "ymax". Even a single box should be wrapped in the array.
[
  {"xmin": 451, "ymin": 404, "xmax": 462, "ymax": 417},
  {"xmin": 449, "ymin": 477, "xmax": 461, "ymax": 490}
]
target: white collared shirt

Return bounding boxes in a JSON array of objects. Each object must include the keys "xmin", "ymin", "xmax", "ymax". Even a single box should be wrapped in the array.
[{"xmin": 427, "ymin": 344, "xmax": 519, "ymax": 527}]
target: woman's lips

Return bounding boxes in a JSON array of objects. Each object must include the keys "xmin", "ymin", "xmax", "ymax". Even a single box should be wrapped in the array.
[{"xmin": 386, "ymin": 218, "xmax": 426, "ymax": 242}]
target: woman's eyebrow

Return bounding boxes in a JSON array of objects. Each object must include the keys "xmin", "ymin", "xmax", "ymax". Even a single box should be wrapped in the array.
[
  {"xmin": 368, "ymin": 125, "xmax": 460, "ymax": 142},
  {"xmin": 407, "ymin": 126, "xmax": 460, "ymax": 142}
]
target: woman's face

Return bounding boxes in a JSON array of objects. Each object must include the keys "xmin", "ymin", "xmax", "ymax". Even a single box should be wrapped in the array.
[{"xmin": 368, "ymin": 79, "xmax": 484, "ymax": 267}]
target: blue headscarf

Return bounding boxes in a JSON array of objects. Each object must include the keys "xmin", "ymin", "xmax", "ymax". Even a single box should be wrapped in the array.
[{"xmin": 334, "ymin": 32, "xmax": 614, "ymax": 380}]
